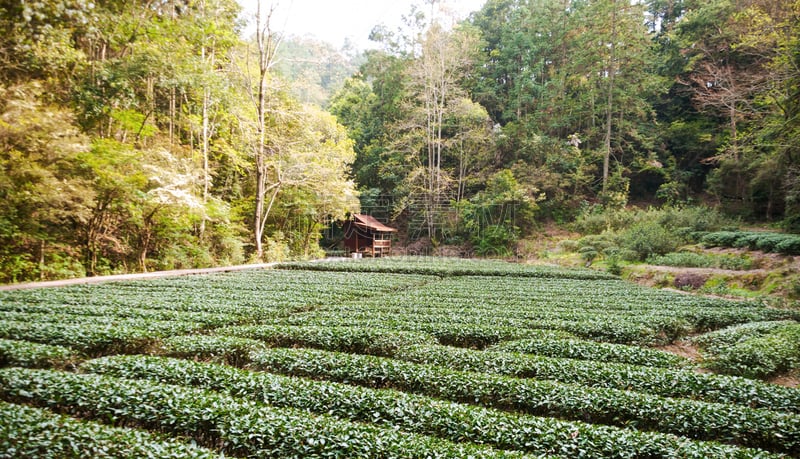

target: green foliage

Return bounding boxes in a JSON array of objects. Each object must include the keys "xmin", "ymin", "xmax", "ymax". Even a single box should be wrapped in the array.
[
  {"xmin": 489, "ymin": 337, "xmax": 687, "ymax": 368},
  {"xmin": 702, "ymin": 231, "xmax": 800, "ymax": 255},
  {"xmin": 251, "ymin": 347, "xmax": 799, "ymax": 454},
  {"xmin": 695, "ymin": 322, "xmax": 800, "ymax": 379},
  {"xmin": 1, "ymin": 0, "xmax": 798, "ymax": 279},
  {"xmin": 570, "ymin": 205, "xmax": 735, "ymax": 266},
  {"xmin": 279, "ymin": 257, "xmax": 616, "ymax": 280},
  {"xmin": 603, "ymin": 247, "xmax": 624, "ymax": 275},
  {"xmin": 162, "ymin": 335, "xmax": 266, "ymax": 367},
  {"xmin": 471, "ymin": 225, "xmax": 515, "ymax": 257},
  {"xmin": 458, "ymin": 170, "xmax": 540, "ymax": 255},
  {"xmin": 665, "ymin": 0, "xmax": 800, "ymax": 223},
  {"xmin": 280, "ymin": 258, "xmax": 796, "ymax": 346},
  {"xmin": 14, "ymin": 257, "xmax": 790, "ymax": 352},
  {"xmin": 390, "ymin": 344, "xmax": 800, "ymax": 413},
  {"xmin": 556, "ymin": 239, "xmax": 580, "ymax": 252},
  {"xmin": 0, "ymin": 319, "xmax": 197, "ymax": 356},
  {"xmin": 693, "ymin": 321, "xmax": 798, "ymax": 353},
  {"xmin": 0, "ymin": 0, "xmax": 364, "ymax": 282},
  {"xmin": 508, "ymin": 139, "xmax": 595, "ymax": 222},
  {"xmin": 0, "ymin": 83, "xmax": 93, "ymax": 282},
  {"xmin": 647, "ymin": 252, "xmax": 755, "ymax": 270},
  {"xmin": 0, "ymin": 368, "xmax": 529, "ymax": 459},
  {"xmin": 2, "ymin": 261, "xmax": 800, "ymax": 455},
  {"xmin": 573, "ymin": 205, "xmax": 733, "ymax": 236},
  {"xmin": 83, "ymin": 354, "xmax": 774, "ymax": 459},
  {"xmin": 618, "ymin": 221, "xmax": 679, "ymax": 261},
  {"xmin": 702, "ymin": 231, "xmax": 743, "ymax": 248},
  {"xmin": 0, "ymin": 338, "xmax": 80, "ymax": 369},
  {"xmin": 578, "ymin": 245, "xmax": 599, "ymax": 264},
  {"xmin": 330, "ymin": 57, "xmax": 408, "ymax": 194},
  {"xmin": 261, "ymin": 232, "xmax": 292, "ymax": 263},
  {"xmin": 0, "ymin": 401, "xmax": 223, "ymax": 459},
  {"xmin": 469, "ymin": 0, "xmax": 666, "ymax": 202},
  {"xmin": 0, "ymin": 255, "xmax": 37, "ymax": 285},
  {"xmin": 215, "ymin": 325, "xmax": 435, "ymax": 357}
]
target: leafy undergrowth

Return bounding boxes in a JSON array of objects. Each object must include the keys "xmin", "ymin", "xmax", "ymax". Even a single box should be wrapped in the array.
[
  {"xmin": 570, "ymin": 248, "xmax": 800, "ymax": 382},
  {"xmin": 2, "ymin": 258, "xmax": 800, "ymax": 458},
  {"xmin": 693, "ymin": 321, "xmax": 800, "ymax": 379}
]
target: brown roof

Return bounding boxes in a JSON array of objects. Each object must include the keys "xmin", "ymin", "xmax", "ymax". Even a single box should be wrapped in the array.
[{"xmin": 353, "ymin": 214, "xmax": 397, "ymax": 232}]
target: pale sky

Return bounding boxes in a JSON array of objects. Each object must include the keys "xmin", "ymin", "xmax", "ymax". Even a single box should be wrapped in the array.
[{"xmin": 237, "ymin": 0, "xmax": 487, "ymax": 49}]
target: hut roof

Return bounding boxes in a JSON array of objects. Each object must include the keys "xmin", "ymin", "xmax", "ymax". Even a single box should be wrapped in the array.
[{"xmin": 352, "ymin": 214, "xmax": 397, "ymax": 232}]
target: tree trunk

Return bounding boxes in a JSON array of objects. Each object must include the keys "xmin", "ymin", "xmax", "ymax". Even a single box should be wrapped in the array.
[
  {"xmin": 39, "ymin": 239, "xmax": 45, "ymax": 281},
  {"xmin": 139, "ymin": 234, "xmax": 150, "ymax": 273},
  {"xmin": 200, "ymin": 48, "xmax": 211, "ymax": 238},
  {"xmin": 603, "ymin": 1, "xmax": 618, "ymax": 194},
  {"xmin": 252, "ymin": 1, "xmax": 281, "ymax": 260}
]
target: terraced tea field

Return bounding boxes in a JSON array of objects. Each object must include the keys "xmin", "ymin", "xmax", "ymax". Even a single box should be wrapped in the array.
[{"xmin": 1, "ymin": 257, "xmax": 799, "ymax": 458}]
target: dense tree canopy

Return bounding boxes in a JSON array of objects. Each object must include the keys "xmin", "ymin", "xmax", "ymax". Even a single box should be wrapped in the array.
[
  {"xmin": 0, "ymin": 0, "xmax": 797, "ymax": 281},
  {"xmin": 0, "ymin": 0, "xmax": 359, "ymax": 282},
  {"xmin": 333, "ymin": 0, "xmax": 797, "ymax": 226}
]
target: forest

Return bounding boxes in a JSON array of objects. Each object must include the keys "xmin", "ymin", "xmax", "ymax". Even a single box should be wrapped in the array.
[{"xmin": 1, "ymin": 0, "xmax": 798, "ymax": 282}]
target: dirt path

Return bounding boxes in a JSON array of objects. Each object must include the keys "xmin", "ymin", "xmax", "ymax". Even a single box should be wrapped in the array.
[{"xmin": 0, "ymin": 263, "xmax": 278, "ymax": 291}]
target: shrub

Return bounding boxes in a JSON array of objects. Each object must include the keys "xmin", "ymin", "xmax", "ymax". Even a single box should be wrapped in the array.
[
  {"xmin": 774, "ymin": 235, "xmax": 800, "ymax": 255},
  {"xmin": 754, "ymin": 233, "xmax": 788, "ymax": 253},
  {"xmin": 392, "ymin": 344, "xmax": 800, "ymax": 413},
  {"xmin": 573, "ymin": 206, "xmax": 733, "ymax": 237},
  {"xmin": 38, "ymin": 251, "xmax": 86, "ymax": 282},
  {"xmin": 488, "ymin": 338, "xmax": 687, "ymax": 368},
  {"xmin": 0, "ymin": 338, "xmax": 80, "ymax": 369},
  {"xmin": 702, "ymin": 231, "xmax": 741, "ymax": 248},
  {"xmin": 0, "ymin": 254, "xmax": 36, "ymax": 284},
  {"xmin": 647, "ymin": 252, "xmax": 754, "ymax": 270},
  {"xmin": 263, "ymin": 231, "xmax": 292, "ymax": 262},
  {"xmin": 0, "ymin": 400, "xmax": 223, "ymax": 458},
  {"xmin": 692, "ymin": 321, "xmax": 796, "ymax": 352},
  {"xmin": 703, "ymin": 323, "xmax": 800, "ymax": 379},
  {"xmin": 577, "ymin": 232, "xmax": 617, "ymax": 252},
  {"xmin": 655, "ymin": 206, "xmax": 732, "ymax": 233},
  {"xmin": 0, "ymin": 368, "xmax": 522, "ymax": 459},
  {"xmin": 279, "ymin": 258, "xmax": 617, "ymax": 280},
  {"xmin": 701, "ymin": 231, "xmax": 800, "ymax": 256},
  {"xmin": 210, "ymin": 230, "xmax": 246, "ymax": 266},
  {"xmin": 619, "ymin": 221, "xmax": 679, "ymax": 261},
  {"xmin": 215, "ymin": 325, "xmax": 437, "ymax": 357},
  {"xmin": 250, "ymin": 347, "xmax": 800, "ymax": 454},
  {"xmin": 648, "ymin": 252, "xmax": 715, "ymax": 268},
  {"xmin": 472, "ymin": 225, "xmax": 515, "ymax": 257},
  {"xmin": 556, "ymin": 239, "xmax": 579, "ymax": 252},
  {"xmin": 604, "ymin": 248, "xmax": 623, "ymax": 275},
  {"xmin": 82, "ymin": 355, "xmax": 772, "ymax": 459},
  {"xmin": 732, "ymin": 233, "xmax": 762, "ymax": 249},
  {"xmin": 572, "ymin": 209, "xmax": 612, "ymax": 234},
  {"xmin": 578, "ymin": 246, "xmax": 598, "ymax": 264}
]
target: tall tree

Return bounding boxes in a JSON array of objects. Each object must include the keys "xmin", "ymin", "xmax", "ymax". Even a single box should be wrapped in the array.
[
  {"xmin": 669, "ymin": 0, "xmax": 799, "ymax": 223},
  {"xmin": 242, "ymin": 0, "xmax": 283, "ymax": 260},
  {"xmin": 401, "ymin": 11, "xmax": 482, "ymax": 238},
  {"xmin": 0, "ymin": 83, "xmax": 92, "ymax": 281},
  {"xmin": 469, "ymin": 0, "xmax": 664, "ymax": 204}
]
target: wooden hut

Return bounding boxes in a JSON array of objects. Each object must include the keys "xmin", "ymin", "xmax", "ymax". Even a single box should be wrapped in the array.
[{"xmin": 343, "ymin": 214, "xmax": 397, "ymax": 257}]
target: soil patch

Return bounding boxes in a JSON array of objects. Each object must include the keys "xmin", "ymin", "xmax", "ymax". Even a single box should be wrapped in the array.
[
  {"xmin": 769, "ymin": 374, "xmax": 800, "ymax": 388},
  {"xmin": 657, "ymin": 341, "xmax": 703, "ymax": 362}
]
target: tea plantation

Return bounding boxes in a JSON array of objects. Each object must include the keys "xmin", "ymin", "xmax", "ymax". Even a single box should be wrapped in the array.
[{"xmin": 1, "ymin": 257, "xmax": 799, "ymax": 458}]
